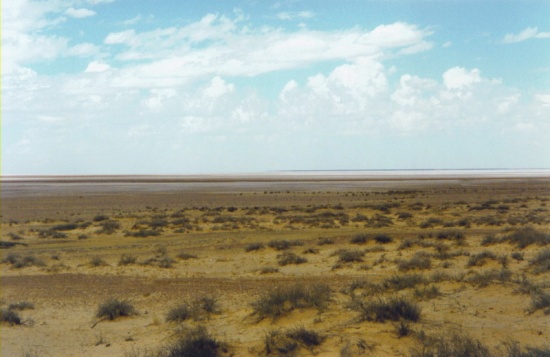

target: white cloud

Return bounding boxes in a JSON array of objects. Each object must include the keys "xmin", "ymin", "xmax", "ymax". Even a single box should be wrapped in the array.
[
  {"xmin": 85, "ymin": 61, "xmax": 111, "ymax": 72},
  {"xmin": 443, "ymin": 67, "xmax": 481, "ymax": 90},
  {"xmin": 65, "ymin": 7, "xmax": 96, "ymax": 18},
  {"xmin": 502, "ymin": 27, "xmax": 550, "ymax": 43},
  {"xmin": 203, "ymin": 77, "xmax": 234, "ymax": 98},
  {"xmin": 535, "ymin": 94, "xmax": 550, "ymax": 107},
  {"xmin": 67, "ymin": 43, "xmax": 100, "ymax": 57}
]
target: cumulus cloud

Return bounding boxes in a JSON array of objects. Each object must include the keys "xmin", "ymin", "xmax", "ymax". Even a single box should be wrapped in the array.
[
  {"xmin": 502, "ymin": 27, "xmax": 550, "ymax": 43},
  {"xmin": 203, "ymin": 77, "xmax": 234, "ymax": 98},
  {"xmin": 443, "ymin": 67, "xmax": 481, "ymax": 90}
]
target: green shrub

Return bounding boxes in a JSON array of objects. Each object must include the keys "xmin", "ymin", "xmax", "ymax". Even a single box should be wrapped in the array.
[{"xmin": 96, "ymin": 298, "xmax": 136, "ymax": 320}]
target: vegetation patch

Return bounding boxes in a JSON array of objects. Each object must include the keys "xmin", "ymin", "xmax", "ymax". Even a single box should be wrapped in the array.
[
  {"xmin": 250, "ymin": 284, "xmax": 330, "ymax": 321},
  {"xmin": 356, "ymin": 297, "xmax": 421, "ymax": 323},
  {"xmin": 96, "ymin": 298, "xmax": 136, "ymax": 320}
]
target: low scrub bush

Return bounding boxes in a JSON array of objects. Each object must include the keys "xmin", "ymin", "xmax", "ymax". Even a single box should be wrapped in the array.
[
  {"xmin": 503, "ymin": 227, "xmax": 550, "ymax": 249},
  {"xmin": 277, "ymin": 251, "xmax": 307, "ymax": 266},
  {"xmin": 163, "ymin": 326, "xmax": 225, "ymax": 357},
  {"xmin": 530, "ymin": 248, "xmax": 550, "ymax": 274},
  {"xmin": 356, "ymin": 297, "xmax": 421, "ymax": 322},
  {"xmin": 96, "ymin": 298, "xmax": 136, "ymax": 320},
  {"xmin": 466, "ymin": 269, "xmax": 512, "ymax": 287},
  {"xmin": 0, "ymin": 309, "xmax": 22, "ymax": 325},
  {"xmin": 332, "ymin": 249, "xmax": 365, "ymax": 263},
  {"xmin": 265, "ymin": 327, "xmax": 324, "ymax": 355},
  {"xmin": 96, "ymin": 220, "xmax": 120, "ymax": 234},
  {"xmin": 374, "ymin": 234, "xmax": 393, "ymax": 244},
  {"xmin": 383, "ymin": 274, "xmax": 426, "ymax": 291},
  {"xmin": 2, "ymin": 253, "xmax": 45, "ymax": 269},
  {"xmin": 350, "ymin": 234, "xmax": 369, "ymax": 244},
  {"xmin": 125, "ymin": 229, "xmax": 161, "ymax": 238},
  {"xmin": 317, "ymin": 237, "xmax": 334, "ymax": 245},
  {"xmin": 260, "ymin": 267, "xmax": 279, "ymax": 274},
  {"xmin": 268, "ymin": 239, "xmax": 304, "ymax": 251},
  {"xmin": 90, "ymin": 256, "xmax": 108, "ymax": 267},
  {"xmin": 250, "ymin": 284, "xmax": 330, "ymax": 321},
  {"xmin": 413, "ymin": 285, "xmax": 441, "ymax": 300},
  {"xmin": 8, "ymin": 301, "xmax": 34, "ymax": 311},
  {"xmin": 118, "ymin": 254, "xmax": 137, "ymax": 266},
  {"xmin": 530, "ymin": 291, "xmax": 550, "ymax": 314},
  {"xmin": 245, "ymin": 243, "xmax": 264, "ymax": 252},
  {"xmin": 398, "ymin": 253, "xmax": 432, "ymax": 271},
  {"xmin": 177, "ymin": 252, "xmax": 198, "ymax": 260},
  {"xmin": 466, "ymin": 251, "xmax": 498, "ymax": 267},
  {"xmin": 410, "ymin": 332, "xmax": 490, "ymax": 357}
]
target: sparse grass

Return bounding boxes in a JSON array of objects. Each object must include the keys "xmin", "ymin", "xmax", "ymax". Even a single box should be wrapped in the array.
[
  {"xmin": 277, "ymin": 251, "xmax": 307, "ymax": 266},
  {"xmin": 466, "ymin": 250, "xmax": 498, "ymax": 267},
  {"xmin": 250, "ymin": 284, "xmax": 330, "ymax": 321},
  {"xmin": 356, "ymin": 296, "xmax": 421, "ymax": 322},
  {"xmin": 511, "ymin": 252, "xmax": 524, "ymax": 261},
  {"xmin": 96, "ymin": 298, "xmax": 136, "ymax": 320},
  {"xmin": 126, "ymin": 229, "xmax": 161, "ymax": 237}
]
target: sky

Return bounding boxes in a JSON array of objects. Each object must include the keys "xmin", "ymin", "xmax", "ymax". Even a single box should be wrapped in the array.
[{"xmin": 2, "ymin": 0, "xmax": 550, "ymax": 175}]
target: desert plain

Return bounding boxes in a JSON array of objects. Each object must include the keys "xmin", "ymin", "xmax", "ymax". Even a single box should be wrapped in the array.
[{"xmin": 1, "ymin": 173, "xmax": 550, "ymax": 356}]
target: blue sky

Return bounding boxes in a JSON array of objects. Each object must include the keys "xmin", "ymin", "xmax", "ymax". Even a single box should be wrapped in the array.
[{"xmin": 2, "ymin": 0, "xmax": 549, "ymax": 174}]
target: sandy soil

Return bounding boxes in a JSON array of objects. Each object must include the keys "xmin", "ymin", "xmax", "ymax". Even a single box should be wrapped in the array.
[{"xmin": 1, "ymin": 176, "xmax": 549, "ymax": 356}]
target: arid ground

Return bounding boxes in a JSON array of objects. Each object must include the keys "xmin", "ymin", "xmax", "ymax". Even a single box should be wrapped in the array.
[{"xmin": 1, "ymin": 175, "xmax": 549, "ymax": 356}]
